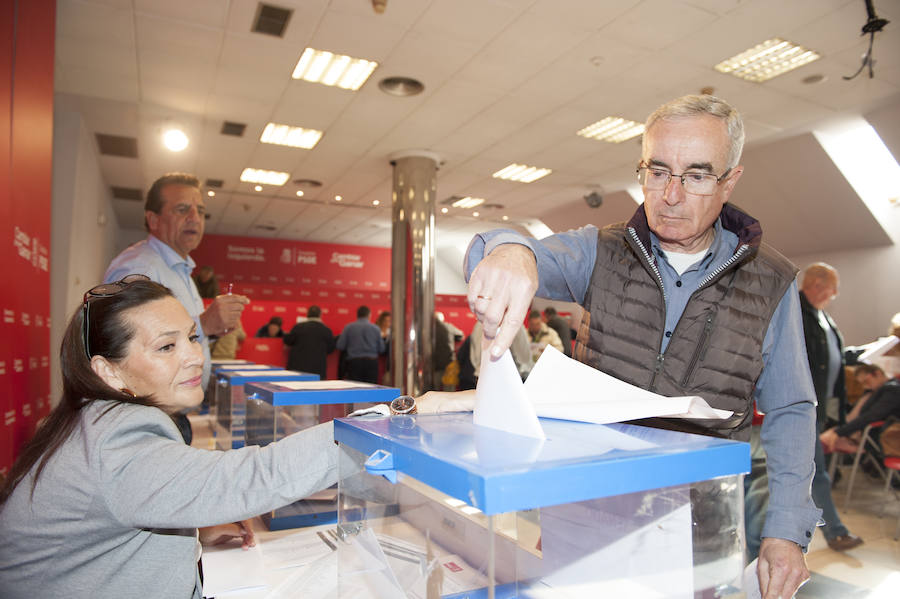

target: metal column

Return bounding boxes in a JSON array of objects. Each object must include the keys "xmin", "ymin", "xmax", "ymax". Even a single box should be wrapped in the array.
[{"xmin": 388, "ymin": 150, "xmax": 440, "ymax": 396}]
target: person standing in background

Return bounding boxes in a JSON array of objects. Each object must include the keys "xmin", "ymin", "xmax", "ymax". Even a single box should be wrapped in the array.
[
  {"xmin": 256, "ymin": 316, "xmax": 284, "ymax": 338},
  {"xmin": 192, "ymin": 265, "xmax": 219, "ymax": 299},
  {"xmin": 799, "ymin": 262, "xmax": 863, "ymax": 552},
  {"xmin": 284, "ymin": 306, "xmax": 335, "ymax": 380},
  {"xmin": 104, "ymin": 173, "xmax": 249, "ymax": 390},
  {"xmin": 211, "ymin": 320, "xmax": 246, "ymax": 360},
  {"xmin": 337, "ymin": 306, "xmax": 385, "ymax": 384}
]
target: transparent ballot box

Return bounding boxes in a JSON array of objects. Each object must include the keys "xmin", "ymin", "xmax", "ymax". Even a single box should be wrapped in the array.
[
  {"xmin": 212, "ymin": 369, "xmax": 318, "ymax": 450},
  {"xmin": 244, "ymin": 380, "xmax": 402, "ymax": 530},
  {"xmin": 334, "ymin": 414, "xmax": 749, "ymax": 599},
  {"xmin": 207, "ymin": 361, "xmax": 256, "ymax": 413}
]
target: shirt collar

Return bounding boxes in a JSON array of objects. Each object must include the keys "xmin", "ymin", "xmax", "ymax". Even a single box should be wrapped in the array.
[
  {"xmin": 148, "ymin": 235, "xmax": 196, "ymax": 271},
  {"xmin": 649, "ymin": 218, "xmax": 726, "ymax": 274}
]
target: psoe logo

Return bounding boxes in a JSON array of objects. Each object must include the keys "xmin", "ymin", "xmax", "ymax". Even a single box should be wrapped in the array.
[
  {"xmin": 330, "ymin": 252, "xmax": 363, "ymax": 269},
  {"xmin": 296, "ymin": 251, "xmax": 317, "ymax": 265}
]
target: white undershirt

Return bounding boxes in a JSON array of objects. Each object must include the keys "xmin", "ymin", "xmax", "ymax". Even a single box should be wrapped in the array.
[{"xmin": 661, "ymin": 248, "xmax": 708, "ymax": 275}]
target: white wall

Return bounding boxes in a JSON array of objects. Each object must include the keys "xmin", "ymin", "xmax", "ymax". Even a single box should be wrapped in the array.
[{"xmin": 50, "ymin": 101, "xmax": 122, "ymax": 403}]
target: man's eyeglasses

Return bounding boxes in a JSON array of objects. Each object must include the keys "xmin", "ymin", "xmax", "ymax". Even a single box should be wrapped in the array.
[
  {"xmin": 636, "ymin": 162, "xmax": 732, "ymax": 196},
  {"xmin": 82, "ymin": 274, "xmax": 151, "ymax": 359}
]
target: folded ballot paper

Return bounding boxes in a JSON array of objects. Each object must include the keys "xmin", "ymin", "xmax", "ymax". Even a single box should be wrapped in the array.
[{"xmin": 474, "ymin": 345, "xmax": 732, "ymax": 439}]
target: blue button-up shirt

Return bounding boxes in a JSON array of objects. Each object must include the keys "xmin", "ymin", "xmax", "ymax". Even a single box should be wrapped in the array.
[
  {"xmin": 105, "ymin": 236, "xmax": 211, "ymax": 387},
  {"xmin": 464, "ymin": 217, "xmax": 821, "ymax": 548}
]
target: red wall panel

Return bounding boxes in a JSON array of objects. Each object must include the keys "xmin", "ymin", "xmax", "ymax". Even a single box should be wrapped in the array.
[{"xmin": 1, "ymin": 0, "xmax": 54, "ymax": 474}]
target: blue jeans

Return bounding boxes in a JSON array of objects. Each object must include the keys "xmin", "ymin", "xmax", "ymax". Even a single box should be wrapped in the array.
[{"xmin": 811, "ymin": 422, "xmax": 848, "ymax": 540}]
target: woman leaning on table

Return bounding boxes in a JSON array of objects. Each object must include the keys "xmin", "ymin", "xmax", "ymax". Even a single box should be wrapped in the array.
[{"xmin": 0, "ymin": 276, "xmax": 338, "ymax": 599}]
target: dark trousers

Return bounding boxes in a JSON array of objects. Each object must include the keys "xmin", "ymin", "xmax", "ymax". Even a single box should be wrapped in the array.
[{"xmin": 345, "ymin": 357, "xmax": 378, "ymax": 384}]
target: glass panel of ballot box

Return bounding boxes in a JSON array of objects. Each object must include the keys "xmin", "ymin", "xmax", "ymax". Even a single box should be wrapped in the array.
[
  {"xmin": 244, "ymin": 380, "xmax": 402, "ymax": 530},
  {"xmin": 334, "ymin": 414, "xmax": 749, "ymax": 599},
  {"xmin": 212, "ymin": 369, "xmax": 319, "ymax": 450},
  {"xmin": 208, "ymin": 362, "xmax": 267, "ymax": 416}
]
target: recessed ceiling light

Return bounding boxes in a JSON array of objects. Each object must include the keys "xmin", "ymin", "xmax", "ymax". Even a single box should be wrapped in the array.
[
  {"xmin": 378, "ymin": 76, "xmax": 424, "ymax": 97},
  {"xmin": 502, "ymin": 215, "xmax": 509, "ymax": 221},
  {"xmin": 577, "ymin": 117, "xmax": 645, "ymax": 143},
  {"xmin": 260, "ymin": 123, "xmax": 323, "ymax": 149},
  {"xmin": 451, "ymin": 197, "xmax": 485, "ymax": 209},
  {"xmin": 372, "ymin": 199, "xmax": 380, "ymax": 206},
  {"xmin": 472, "ymin": 211, "xmax": 480, "ymax": 217},
  {"xmin": 714, "ymin": 38, "xmax": 820, "ymax": 82},
  {"xmin": 292, "ymin": 48, "xmax": 378, "ymax": 90},
  {"xmin": 254, "ymin": 185, "xmax": 263, "ymax": 192},
  {"xmin": 207, "ymin": 190, "xmax": 215, "ymax": 197},
  {"xmin": 492, "ymin": 163, "xmax": 552, "ymax": 183},
  {"xmin": 335, "ymin": 195, "xmax": 342, "ymax": 202},
  {"xmin": 163, "ymin": 128, "xmax": 188, "ymax": 152},
  {"xmin": 295, "ymin": 190, "xmax": 304, "ymax": 197},
  {"xmin": 440, "ymin": 207, "xmax": 449, "ymax": 214},
  {"xmin": 240, "ymin": 168, "xmax": 290, "ymax": 185}
]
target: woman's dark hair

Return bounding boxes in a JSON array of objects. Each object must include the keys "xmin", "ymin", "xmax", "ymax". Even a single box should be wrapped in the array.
[{"xmin": 0, "ymin": 280, "xmax": 173, "ymax": 504}]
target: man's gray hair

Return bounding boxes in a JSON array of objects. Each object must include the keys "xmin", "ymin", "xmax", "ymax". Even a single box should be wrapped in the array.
[{"xmin": 643, "ymin": 94, "xmax": 745, "ymax": 170}]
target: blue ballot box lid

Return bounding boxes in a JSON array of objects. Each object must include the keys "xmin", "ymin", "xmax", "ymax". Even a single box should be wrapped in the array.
[
  {"xmin": 335, "ymin": 414, "xmax": 750, "ymax": 515},
  {"xmin": 218, "ymin": 369, "xmax": 320, "ymax": 385},
  {"xmin": 246, "ymin": 380, "xmax": 401, "ymax": 406}
]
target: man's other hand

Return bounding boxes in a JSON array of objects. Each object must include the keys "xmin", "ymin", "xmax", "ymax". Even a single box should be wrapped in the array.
[
  {"xmin": 200, "ymin": 294, "xmax": 250, "ymax": 336},
  {"xmin": 758, "ymin": 537, "xmax": 809, "ymax": 598},
  {"xmin": 467, "ymin": 244, "xmax": 537, "ymax": 359}
]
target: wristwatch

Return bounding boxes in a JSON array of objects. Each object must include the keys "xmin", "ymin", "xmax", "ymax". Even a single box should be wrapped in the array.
[{"xmin": 389, "ymin": 395, "xmax": 417, "ymax": 415}]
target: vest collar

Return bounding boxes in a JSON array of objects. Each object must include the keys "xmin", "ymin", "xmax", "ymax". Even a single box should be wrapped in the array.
[{"xmin": 627, "ymin": 203, "xmax": 763, "ymax": 258}]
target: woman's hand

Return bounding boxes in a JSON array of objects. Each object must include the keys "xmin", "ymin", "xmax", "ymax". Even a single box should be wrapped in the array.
[{"xmin": 199, "ymin": 519, "xmax": 256, "ymax": 550}]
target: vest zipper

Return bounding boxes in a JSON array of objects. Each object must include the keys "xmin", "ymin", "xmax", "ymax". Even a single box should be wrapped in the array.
[
  {"xmin": 649, "ymin": 353, "xmax": 665, "ymax": 391},
  {"xmin": 681, "ymin": 311, "xmax": 716, "ymax": 387},
  {"xmin": 696, "ymin": 244, "xmax": 750, "ymax": 290}
]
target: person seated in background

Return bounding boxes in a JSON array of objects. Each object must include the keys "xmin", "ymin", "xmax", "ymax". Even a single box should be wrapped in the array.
[
  {"xmin": 542, "ymin": 306, "xmax": 573, "ymax": 357},
  {"xmin": 256, "ymin": 316, "xmax": 284, "ymax": 338},
  {"xmin": 0, "ymin": 277, "xmax": 338, "ymax": 599},
  {"xmin": 469, "ymin": 320, "xmax": 533, "ymax": 382},
  {"xmin": 527, "ymin": 309, "xmax": 563, "ymax": 362},
  {"xmin": 192, "ymin": 265, "xmax": 219, "ymax": 299},
  {"xmin": 211, "ymin": 320, "xmax": 246, "ymax": 360},
  {"xmin": 820, "ymin": 364, "xmax": 900, "ymax": 455}
]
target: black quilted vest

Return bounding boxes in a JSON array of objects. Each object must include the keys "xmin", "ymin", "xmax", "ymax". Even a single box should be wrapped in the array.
[{"xmin": 573, "ymin": 204, "xmax": 797, "ymax": 441}]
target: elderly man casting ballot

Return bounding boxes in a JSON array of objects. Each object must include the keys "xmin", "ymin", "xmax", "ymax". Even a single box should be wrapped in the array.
[{"xmin": 463, "ymin": 95, "xmax": 819, "ymax": 599}]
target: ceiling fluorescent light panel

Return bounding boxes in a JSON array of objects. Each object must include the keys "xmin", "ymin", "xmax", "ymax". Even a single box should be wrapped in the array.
[
  {"xmin": 240, "ymin": 168, "xmax": 290, "ymax": 186},
  {"xmin": 292, "ymin": 48, "xmax": 378, "ymax": 90},
  {"xmin": 492, "ymin": 163, "xmax": 552, "ymax": 183},
  {"xmin": 714, "ymin": 38, "xmax": 820, "ymax": 82},
  {"xmin": 260, "ymin": 123, "xmax": 323, "ymax": 149}
]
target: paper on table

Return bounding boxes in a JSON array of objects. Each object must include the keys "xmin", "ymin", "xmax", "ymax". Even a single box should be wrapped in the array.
[
  {"xmin": 524, "ymin": 346, "xmax": 732, "ymax": 424},
  {"xmin": 201, "ymin": 542, "xmax": 267, "ymax": 596},
  {"xmin": 473, "ymin": 348, "xmax": 546, "ymax": 439},
  {"xmin": 258, "ymin": 529, "xmax": 335, "ymax": 571},
  {"xmin": 274, "ymin": 380, "xmax": 380, "ymax": 390}
]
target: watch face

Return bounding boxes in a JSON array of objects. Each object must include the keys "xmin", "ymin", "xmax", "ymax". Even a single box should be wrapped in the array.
[{"xmin": 390, "ymin": 395, "xmax": 417, "ymax": 415}]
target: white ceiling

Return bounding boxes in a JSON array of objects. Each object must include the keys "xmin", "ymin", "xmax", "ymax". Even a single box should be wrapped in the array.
[{"xmin": 55, "ymin": 0, "xmax": 900, "ymax": 255}]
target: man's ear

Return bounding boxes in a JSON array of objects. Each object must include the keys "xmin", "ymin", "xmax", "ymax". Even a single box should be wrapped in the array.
[
  {"xmin": 720, "ymin": 165, "xmax": 744, "ymax": 204},
  {"xmin": 145, "ymin": 210, "xmax": 159, "ymax": 234},
  {"xmin": 91, "ymin": 355, "xmax": 126, "ymax": 390}
]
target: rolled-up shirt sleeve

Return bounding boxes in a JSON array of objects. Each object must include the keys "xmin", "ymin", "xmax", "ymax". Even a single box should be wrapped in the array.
[
  {"xmin": 754, "ymin": 280, "xmax": 822, "ymax": 548},
  {"xmin": 463, "ymin": 226, "xmax": 599, "ymax": 304}
]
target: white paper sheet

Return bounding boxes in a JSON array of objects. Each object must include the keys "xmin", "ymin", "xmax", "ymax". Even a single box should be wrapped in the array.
[
  {"xmin": 524, "ymin": 346, "xmax": 732, "ymax": 424},
  {"xmin": 473, "ymin": 348, "xmax": 546, "ymax": 439},
  {"xmin": 858, "ymin": 335, "xmax": 899, "ymax": 364},
  {"xmin": 259, "ymin": 529, "xmax": 335, "ymax": 571},
  {"xmin": 274, "ymin": 380, "xmax": 380, "ymax": 390},
  {"xmin": 201, "ymin": 542, "xmax": 267, "ymax": 596}
]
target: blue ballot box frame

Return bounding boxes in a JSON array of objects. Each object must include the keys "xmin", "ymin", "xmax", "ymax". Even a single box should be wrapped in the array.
[
  {"xmin": 334, "ymin": 414, "xmax": 751, "ymax": 598},
  {"xmin": 213, "ymin": 369, "xmax": 320, "ymax": 450},
  {"xmin": 334, "ymin": 413, "xmax": 750, "ymax": 515},
  {"xmin": 244, "ymin": 380, "xmax": 402, "ymax": 530}
]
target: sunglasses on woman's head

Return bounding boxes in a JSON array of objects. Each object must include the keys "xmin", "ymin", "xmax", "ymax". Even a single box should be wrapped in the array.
[{"xmin": 82, "ymin": 274, "xmax": 151, "ymax": 359}]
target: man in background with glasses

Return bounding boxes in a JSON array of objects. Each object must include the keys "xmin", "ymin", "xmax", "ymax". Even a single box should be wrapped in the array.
[
  {"xmin": 105, "ymin": 173, "xmax": 250, "ymax": 394},
  {"xmin": 464, "ymin": 95, "xmax": 819, "ymax": 598}
]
